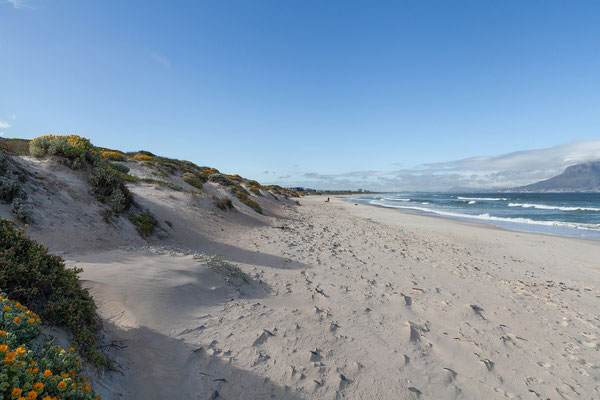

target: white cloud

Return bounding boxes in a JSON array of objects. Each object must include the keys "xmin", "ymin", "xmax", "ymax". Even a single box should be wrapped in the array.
[
  {"xmin": 0, "ymin": 121, "xmax": 12, "ymax": 129},
  {"xmin": 279, "ymin": 140, "xmax": 600, "ymax": 191},
  {"xmin": 2, "ymin": 0, "xmax": 28, "ymax": 9},
  {"xmin": 150, "ymin": 52, "xmax": 171, "ymax": 68}
]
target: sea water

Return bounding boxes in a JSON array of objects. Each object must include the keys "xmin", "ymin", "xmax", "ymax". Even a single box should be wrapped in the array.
[{"xmin": 347, "ymin": 193, "xmax": 600, "ymax": 239}]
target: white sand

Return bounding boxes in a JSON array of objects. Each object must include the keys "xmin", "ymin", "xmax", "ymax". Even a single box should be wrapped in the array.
[{"xmin": 58, "ymin": 195, "xmax": 600, "ymax": 399}]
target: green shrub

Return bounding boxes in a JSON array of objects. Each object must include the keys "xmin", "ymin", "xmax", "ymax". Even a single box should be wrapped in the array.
[
  {"xmin": 181, "ymin": 172, "xmax": 202, "ymax": 189},
  {"xmin": 0, "ymin": 219, "xmax": 106, "ymax": 366},
  {"xmin": 109, "ymin": 162, "xmax": 129, "ymax": 174},
  {"xmin": 100, "ymin": 149, "xmax": 126, "ymax": 161},
  {"xmin": 0, "ymin": 173, "xmax": 20, "ymax": 203},
  {"xmin": 11, "ymin": 198, "xmax": 32, "ymax": 223},
  {"xmin": 128, "ymin": 213, "xmax": 157, "ymax": 238},
  {"xmin": 213, "ymin": 196, "xmax": 233, "ymax": 211},
  {"xmin": 208, "ymin": 173, "xmax": 234, "ymax": 186},
  {"xmin": 108, "ymin": 188, "xmax": 127, "ymax": 216},
  {"xmin": 0, "ymin": 293, "xmax": 99, "ymax": 399},
  {"xmin": 249, "ymin": 186, "xmax": 262, "ymax": 196},
  {"xmin": 240, "ymin": 197, "xmax": 262, "ymax": 214},
  {"xmin": 30, "ymin": 135, "xmax": 98, "ymax": 169}
]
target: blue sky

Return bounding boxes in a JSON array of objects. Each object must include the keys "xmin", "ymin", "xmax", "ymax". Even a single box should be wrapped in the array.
[{"xmin": 1, "ymin": 0, "xmax": 599, "ymax": 190}]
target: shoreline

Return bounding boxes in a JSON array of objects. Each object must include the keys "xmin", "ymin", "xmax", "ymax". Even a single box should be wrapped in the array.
[{"xmin": 335, "ymin": 193, "xmax": 600, "ymax": 242}]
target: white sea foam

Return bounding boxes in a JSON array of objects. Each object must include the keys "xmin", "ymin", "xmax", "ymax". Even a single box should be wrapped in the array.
[
  {"xmin": 368, "ymin": 200, "xmax": 600, "ymax": 231},
  {"xmin": 508, "ymin": 203, "xmax": 600, "ymax": 212},
  {"xmin": 384, "ymin": 197, "xmax": 411, "ymax": 202},
  {"xmin": 468, "ymin": 201, "xmax": 476, "ymax": 205},
  {"xmin": 457, "ymin": 197, "xmax": 507, "ymax": 201}
]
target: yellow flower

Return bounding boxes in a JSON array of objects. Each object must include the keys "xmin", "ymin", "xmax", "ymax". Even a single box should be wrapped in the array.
[
  {"xmin": 0, "ymin": 345, "xmax": 8, "ymax": 352},
  {"xmin": 43, "ymin": 369, "xmax": 52, "ymax": 377},
  {"xmin": 28, "ymin": 318, "xmax": 36, "ymax": 324},
  {"xmin": 33, "ymin": 382, "xmax": 44, "ymax": 391},
  {"xmin": 42, "ymin": 397, "xmax": 52, "ymax": 400},
  {"xmin": 57, "ymin": 381, "xmax": 67, "ymax": 390},
  {"xmin": 14, "ymin": 316, "xmax": 21, "ymax": 323},
  {"xmin": 12, "ymin": 388, "xmax": 23, "ymax": 396},
  {"xmin": 27, "ymin": 391, "xmax": 38, "ymax": 399},
  {"xmin": 69, "ymin": 347, "xmax": 75, "ymax": 352},
  {"xmin": 4, "ymin": 305, "xmax": 10, "ymax": 311},
  {"xmin": 16, "ymin": 347, "xmax": 26, "ymax": 354},
  {"xmin": 0, "ymin": 330, "xmax": 5, "ymax": 335},
  {"xmin": 60, "ymin": 372, "xmax": 70, "ymax": 378},
  {"xmin": 85, "ymin": 383, "xmax": 90, "ymax": 392},
  {"xmin": 6, "ymin": 351, "xmax": 16, "ymax": 358}
]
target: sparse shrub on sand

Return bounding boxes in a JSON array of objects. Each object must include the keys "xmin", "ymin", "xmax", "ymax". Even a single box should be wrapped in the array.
[
  {"xmin": 109, "ymin": 162, "xmax": 129, "ymax": 174},
  {"xmin": 0, "ymin": 153, "xmax": 32, "ymax": 222},
  {"xmin": 30, "ymin": 135, "xmax": 133, "ymax": 218},
  {"xmin": 249, "ymin": 185, "xmax": 262, "ymax": 196},
  {"xmin": 128, "ymin": 212, "xmax": 157, "ymax": 238},
  {"xmin": 213, "ymin": 196, "xmax": 234, "ymax": 211},
  {"xmin": 208, "ymin": 173, "xmax": 234, "ymax": 186},
  {"xmin": 229, "ymin": 187, "xmax": 262, "ymax": 214},
  {"xmin": 0, "ymin": 219, "xmax": 107, "ymax": 367},
  {"xmin": 0, "ymin": 292, "xmax": 100, "ymax": 399},
  {"xmin": 181, "ymin": 172, "xmax": 203, "ymax": 189},
  {"xmin": 108, "ymin": 188, "xmax": 127, "ymax": 216},
  {"xmin": 133, "ymin": 154, "xmax": 153, "ymax": 161},
  {"xmin": 11, "ymin": 197, "xmax": 32, "ymax": 222}
]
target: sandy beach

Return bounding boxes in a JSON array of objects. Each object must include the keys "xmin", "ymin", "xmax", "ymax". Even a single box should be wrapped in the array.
[{"xmin": 59, "ymin": 195, "xmax": 599, "ymax": 399}]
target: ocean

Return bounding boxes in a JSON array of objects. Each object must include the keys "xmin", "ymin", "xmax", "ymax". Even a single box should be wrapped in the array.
[{"xmin": 347, "ymin": 193, "xmax": 600, "ymax": 239}]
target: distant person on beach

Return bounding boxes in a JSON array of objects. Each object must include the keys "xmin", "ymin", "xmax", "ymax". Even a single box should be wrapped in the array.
[{"xmin": 325, "ymin": 197, "xmax": 330, "ymax": 202}]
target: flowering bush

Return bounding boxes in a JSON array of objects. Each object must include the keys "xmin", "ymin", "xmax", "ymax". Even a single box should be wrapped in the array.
[
  {"xmin": 0, "ymin": 219, "xmax": 106, "ymax": 367},
  {"xmin": 181, "ymin": 173, "xmax": 202, "ymax": 189},
  {"xmin": 30, "ymin": 136, "xmax": 100, "ymax": 169},
  {"xmin": 30, "ymin": 135, "xmax": 132, "ymax": 217},
  {"xmin": 0, "ymin": 293, "xmax": 100, "ymax": 400},
  {"xmin": 249, "ymin": 185, "xmax": 262, "ymax": 196},
  {"xmin": 133, "ymin": 154, "xmax": 152, "ymax": 161},
  {"xmin": 99, "ymin": 150, "xmax": 125, "ymax": 162}
]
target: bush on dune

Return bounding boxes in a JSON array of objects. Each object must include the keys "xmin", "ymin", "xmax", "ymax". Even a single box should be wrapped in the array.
[
  {"xmin": 30, "ymin": 135, "xmax": 133, "ymax": 218},
  {"xmin": 133, "ymin": 154, "xmax": 153, "ymax": 161},
  {"xmin": 0, "ymin": 292, "xmax": 100, "ymax": 399},
  {"xmin": 100, "ymin": 150, "xmax": 126, "ymax": 161},
  {"xmin": 212, "ymin": 196, "xmax": 233, "ymax": 211},
  {"xmin": 181, "ymin": 172, "xmax": 203, "ymax": 189},
  {"xmin": 0, "ymin": 219, "xmax": 107, "ymax": 367},
  {"xmin": 128, "ymin": 213, "xmax": 157, "ymax": 238}
]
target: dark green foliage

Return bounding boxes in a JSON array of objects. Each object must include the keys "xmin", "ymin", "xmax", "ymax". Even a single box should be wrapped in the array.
[
  {"xmin": 0, "ymin": 219, "xmax": 107, "ymax": 366},
  {"xmin": 128, "ymin": 212, "xmax": 157, "ymax": 238},
  {"xmin": 213, "ymin": 196, "xmax": 234, "ymax": 211},
  {"xmin": 182, "ymin": 172, "xmax": 203, "ymax": 189},
  {"xmin": 208, "ymin": 173, "xmax": 234, "ymax": 186},
  {"xmin": 110, "ymin": 162, "xmax": 130, "ymax": 174},
  {"xmin": 11, "ymin": 197, "xmax": 32, "ymax": 222},
  {"xmin": 0, "ymin": 173, "xmax": 20, "ymax": 203},
  {"xmin": 138, "ymin": 150, "xmax": 155, "ymax": 157}
]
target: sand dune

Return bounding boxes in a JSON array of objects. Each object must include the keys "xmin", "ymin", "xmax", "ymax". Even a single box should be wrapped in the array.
[{"xmin": 63, "ymin": 196, "xmax": 599, "ymax": 399}]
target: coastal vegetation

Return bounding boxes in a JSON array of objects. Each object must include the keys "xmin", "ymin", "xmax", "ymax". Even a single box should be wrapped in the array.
[
  {"xmin": 0, "ymin": 219, "xmax": 106, "ymax": 368},
  {"xmin": 0, "ymin": 292, "xmax": 100, "ymax": 399},
  {"xmin": 128, "ymin": 212, "xmax": 157, "ymax": 238}
]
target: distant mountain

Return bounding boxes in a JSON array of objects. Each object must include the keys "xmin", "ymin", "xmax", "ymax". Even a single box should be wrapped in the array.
[{"xmin": 514, "ymin": 161, "xmax": 600, "ymax": 192}]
